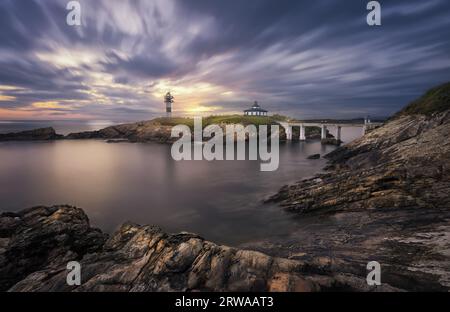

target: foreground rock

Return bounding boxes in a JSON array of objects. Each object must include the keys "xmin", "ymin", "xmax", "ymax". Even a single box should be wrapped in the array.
[
  {"xmin": 265, "ymin": 84, "xmax": 450, "ymax": 291},
  {"xmin": 0, "ymin": 127, "xmax": 63, "ymax": 141},
  {"xmin": 0, "ymin": 206, "xmax": 106, "ymax": 291},
  {"xmin": 1, "ymin": 205, "xmax": 396, "ymax": 292}
]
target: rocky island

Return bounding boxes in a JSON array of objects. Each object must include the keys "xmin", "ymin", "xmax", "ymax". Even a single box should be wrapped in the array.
[
  {"xmin": 0, "ymin": 83, "xmax": 449, "ymax": 292},
  {"xmin": 0, "ymin": 116, "xmax": 332, "ymax": 144},
  {"xmin": 0, "ymin": 127, "xmax": 63, "ymax": 141}
]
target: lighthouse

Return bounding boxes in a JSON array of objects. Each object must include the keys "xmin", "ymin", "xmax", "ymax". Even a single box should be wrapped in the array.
[{"xmin": 164, "ymin": 92, "xmax": 174, "ymax": 118}]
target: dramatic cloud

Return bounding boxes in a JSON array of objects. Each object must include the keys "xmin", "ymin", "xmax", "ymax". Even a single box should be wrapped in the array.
[{"xmin": 0, "ymin": 0, "xmax": 449, "ymax": 120}]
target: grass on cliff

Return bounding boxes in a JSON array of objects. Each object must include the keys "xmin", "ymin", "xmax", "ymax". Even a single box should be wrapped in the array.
[
  {"xmin": 153, "ymin": 114, "xmax": 288, "ymax": 129},
  {"xmin": 204, "ymin": 114, "xmax": 287, "ymax": 126},
  {"xmin": 395, "ymin": 82, "xmax": 450, "ymax": 117}
]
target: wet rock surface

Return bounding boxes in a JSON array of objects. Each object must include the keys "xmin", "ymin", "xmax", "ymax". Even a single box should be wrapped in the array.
[
  {"xmin": 1, "ymin": 205, "xmax": 395, "ymax": 292},
  {"xmin": 263, "ymin": 110, "xmax": 450, "ymax": 291}
]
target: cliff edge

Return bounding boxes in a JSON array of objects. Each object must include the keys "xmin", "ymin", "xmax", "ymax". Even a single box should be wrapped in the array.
[{"xmin": 267, "ymin": 83, "xmax": 450, "ymax": 291}]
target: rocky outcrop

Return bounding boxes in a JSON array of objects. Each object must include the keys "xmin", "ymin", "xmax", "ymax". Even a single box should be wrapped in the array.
[
  {"xmin": 266, "ymin": 106, "xmax": 450, "ymax": 291},
  {"xmin": 0, "ymin": 119, "xmax": 331, "ymax": 144},
  {"xmin": 66, "ymin": 120, "xmax": 328, "ymax": 144},
  {"xmin": 1, "ymin": 205, "xmax": 398, "ymax": 292},
  {"xmin": 65, "ymin": 120, "xmax": 177, "ymax": 144},
  {"xmin": 0, "ymin": 127, "xmax": 63, "ymax": 141},
  {"xmin": 0, "ymin": 206, "xmax": 107, "ymax": 291}
]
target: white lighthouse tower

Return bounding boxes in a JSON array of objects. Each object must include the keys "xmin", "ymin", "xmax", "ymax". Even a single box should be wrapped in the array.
[{"xmin": 164, "ymin": 92, "xmax": 174, "ymax": 118}]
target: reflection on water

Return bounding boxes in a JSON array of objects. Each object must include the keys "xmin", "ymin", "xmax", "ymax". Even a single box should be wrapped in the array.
[{"xmin": 0, "ymin": 125, "xmax": 362, "ymax": 246}]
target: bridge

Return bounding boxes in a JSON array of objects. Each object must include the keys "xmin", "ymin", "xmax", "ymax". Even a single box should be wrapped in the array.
[{"xmin": 279, "ymin": 119, "xmax": 383, "ymax": 141}]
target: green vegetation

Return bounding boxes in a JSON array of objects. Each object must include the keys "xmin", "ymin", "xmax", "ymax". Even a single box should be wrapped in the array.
[
  {"xmin": 152, "ymin": 117, "xmax": 195, "ymax": 128},
  {"xmin": 203, "ymin": 115, "xmax": 285, "ymax": 126},
  {"xmin": 395, "ymin": 82, "xmax": 450, "ymax": 117},
  {"xmin": 152, "ymin": 114, "xmax": 288, "ymax": 129}
]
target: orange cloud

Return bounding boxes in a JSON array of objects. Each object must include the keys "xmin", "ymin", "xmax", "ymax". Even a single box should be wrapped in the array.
[
  {"xmin": 0, "ymin": 94, "xmax": 16, "ymax": 101},
  {"xmin": 32, "ymin": 101, "xmax": 67, "ymax": 109}
]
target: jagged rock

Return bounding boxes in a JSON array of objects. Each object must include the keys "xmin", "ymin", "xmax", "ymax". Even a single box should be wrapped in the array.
[
  {"xmin": 0, "ymin": 127, "xmax": 63, "ymax": 141},
  {"xmin": 266, "ymin": 109, "xmax": 450, "ymax": 291},
  {"xmin": 1, "ymin": 206, "xmax": 397, "ymax": 292},
  {"xmin": 0, "ymin": 206, "xmax": 107, "ymax": 291}
]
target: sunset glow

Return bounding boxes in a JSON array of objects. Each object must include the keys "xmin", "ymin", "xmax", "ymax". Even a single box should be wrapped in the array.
[{"xmin": 0, "ymin": 0, "xmax": 449, "ymax": 121}]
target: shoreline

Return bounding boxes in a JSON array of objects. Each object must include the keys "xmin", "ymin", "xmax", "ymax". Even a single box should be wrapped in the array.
[
  {"xmin": 1, "ymin": 89, "xmax": 449, "ymax": 291},
  {"xmin": 1, "ymin": 205, "xmax": 399, "ymax": 292},
  {"xmin": 0, "ymin": 115, "xmax": 342, "ymax": 144},
  {"xmin": 259, "ymin": 109, "xmax": 450, "ymax": 291}
]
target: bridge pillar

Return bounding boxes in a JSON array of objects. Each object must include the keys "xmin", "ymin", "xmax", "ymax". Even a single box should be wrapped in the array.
[
  {"xmin": 286, "ymin": 126, "xmax": 292, "ymax": 140},
  {"xmin": 299, "ymin": 125, "xmax": 306, "ymax": 141},
  {"xmin": 321, "ymin": 125, "xmax": 327, "ymax": 140},
  {"xmin": 336, "ymin": 126, "xmax": 341, "ymax": 141}
]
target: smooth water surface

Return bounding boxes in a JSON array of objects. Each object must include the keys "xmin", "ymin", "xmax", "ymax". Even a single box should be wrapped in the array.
[{"xmin": 0, "ymin": 122, "xmax": 362, "ymax": 245}]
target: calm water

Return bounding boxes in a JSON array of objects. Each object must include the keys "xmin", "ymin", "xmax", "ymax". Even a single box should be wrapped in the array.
[{"xmin": 0, "ymin": 121, "xmax": 362, "ymax": 246}]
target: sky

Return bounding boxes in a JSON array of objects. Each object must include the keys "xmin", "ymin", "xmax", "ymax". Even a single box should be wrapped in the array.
[{"xmin": 0, "ymin": 0, "xmax": 449, "ymax": 121}]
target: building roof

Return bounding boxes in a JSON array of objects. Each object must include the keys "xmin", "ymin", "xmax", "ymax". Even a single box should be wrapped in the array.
[{"xmin": 244, "ymin": 101, "xmax": 268, "ymax": 112}]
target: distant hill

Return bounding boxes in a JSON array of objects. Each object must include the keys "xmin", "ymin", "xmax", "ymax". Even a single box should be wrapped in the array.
[{"xmin": 395, "ymin": 82, "xmax": 450, "ymax": 117}]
